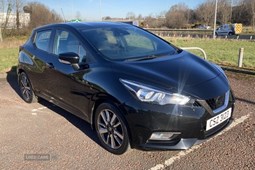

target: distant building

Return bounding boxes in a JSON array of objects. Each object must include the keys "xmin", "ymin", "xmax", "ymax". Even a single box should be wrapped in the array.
[{"xmin": 0, "ymin": 13, "xmax": 30, "ymax": 28}]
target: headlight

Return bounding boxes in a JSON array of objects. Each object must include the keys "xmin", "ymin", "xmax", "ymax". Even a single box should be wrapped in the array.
[{"xmin": 120, "ymin": 79, "xmax": 190, "ymax": 105}]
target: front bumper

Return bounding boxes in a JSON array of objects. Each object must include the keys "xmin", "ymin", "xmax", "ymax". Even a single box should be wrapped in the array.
[
  {"xmin": 124, "ymin": 90, "xmax": 235, "ymax": 150},
  {"xmin": 139, "ymin": 117, "xmax": 232, "ymax": 150}
]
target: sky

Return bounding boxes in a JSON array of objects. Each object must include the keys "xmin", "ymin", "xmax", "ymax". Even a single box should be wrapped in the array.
[{"xmin": 31, "ymin": 0, "xmax": 205, "ymax": 21}]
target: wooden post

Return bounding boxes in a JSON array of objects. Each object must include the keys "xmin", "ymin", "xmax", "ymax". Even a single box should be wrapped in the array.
[{"xmin": 238, "ymin": 48, "xmax": 244, "ymax": 68}]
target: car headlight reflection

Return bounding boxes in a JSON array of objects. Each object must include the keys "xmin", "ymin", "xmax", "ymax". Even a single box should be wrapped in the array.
[{"xmin": 120, "ymin": 79, "xmax": 190, "ymax": 105}]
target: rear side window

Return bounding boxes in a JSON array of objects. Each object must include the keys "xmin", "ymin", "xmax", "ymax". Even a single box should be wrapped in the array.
[{"xmin": 34, "ymin": 30, "xmax": 52, "ymax": 51}]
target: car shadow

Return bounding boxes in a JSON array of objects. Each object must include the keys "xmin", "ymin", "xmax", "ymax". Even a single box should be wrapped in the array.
[
  {"xmin": 38, "ymin": 98, "xmax": 100, "ymax": 145},
  {"xmin": 6, "ymin": 67, "xmax": 101, "ymax": 148},
  {"xmin": 6, "ymin": 66, "xmax": 22, "ymax": 98}
]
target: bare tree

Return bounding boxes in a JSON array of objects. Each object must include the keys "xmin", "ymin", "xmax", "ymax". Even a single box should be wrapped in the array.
[
  {"xmin": 25, "ymin": 2, "xmax": 63, "ymax": 29},
  {"xmin": 249, "ymin": 0, "xmax": 255, "ymax": 29},
  {"xmin": 195, "ymin": 0, "xmax": 215, "ymax": 26},
  {"xmin": 126, "ymin": 12, "xmax": 136, "ymax": 20},
  {"xmin": 3, "ymin": 0, "xmax": 13, "ymax": 32},
  {"xmin": 15, "ymin": 0, "xmax": 25, "ymax": 30},
  {"xmin": 137, "ymin": 14, "xmax": 143, "ymax": 20},
  {"xmin": 165, "ymin": 3, "xmax": 189, "ymax": 28},
  {"xmin": 143, "ymin": 16, "xmax": 156, "ymax": 28},
  {"xmin": 217, "ymin": 0, "xmax": 231, "ymax": 24},
  {"xmin": 232, "ymin": 0, "xmax": 253, "ymax": 25}
]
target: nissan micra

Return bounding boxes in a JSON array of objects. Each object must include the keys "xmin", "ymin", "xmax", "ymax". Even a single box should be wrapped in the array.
[{"xmin": 17, "ymin": 22, "xmax": 235, "ymax": 154}]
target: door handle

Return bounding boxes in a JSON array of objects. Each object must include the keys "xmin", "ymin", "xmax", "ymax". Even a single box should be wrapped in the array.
[{"xmin": 46, "ymin": 62, "xmax": 54, "ymax": 69}]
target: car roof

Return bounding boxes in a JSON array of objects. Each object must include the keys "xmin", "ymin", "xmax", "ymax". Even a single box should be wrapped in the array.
[{"xmin": 35, "ymin": 22, "xmax": 131, "ymax": 31}]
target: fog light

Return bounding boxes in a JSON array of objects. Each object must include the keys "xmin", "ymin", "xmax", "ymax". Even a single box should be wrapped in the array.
[{"xmin": 149, "ymin": 132, "xmax": 180, "ymax": 141}]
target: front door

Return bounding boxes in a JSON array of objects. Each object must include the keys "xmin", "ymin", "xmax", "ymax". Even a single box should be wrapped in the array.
[{"xmin": 45, "ymin": 29, "xmax": 92, "ymax": 121}]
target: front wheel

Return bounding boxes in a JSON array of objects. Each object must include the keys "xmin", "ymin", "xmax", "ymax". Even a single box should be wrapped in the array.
[
  {"xmin": 18, "ymin": 72, "xmax": 37, "ymax": 103},
  {"xmin": 95, "ymin": 103, "xmax": 130, "ymax": 155}
]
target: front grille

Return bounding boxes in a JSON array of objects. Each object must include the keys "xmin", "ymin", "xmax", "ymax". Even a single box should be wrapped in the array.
[{"xmin": 206, "ymin": 94, "xmax": 225, "ymax": 110}]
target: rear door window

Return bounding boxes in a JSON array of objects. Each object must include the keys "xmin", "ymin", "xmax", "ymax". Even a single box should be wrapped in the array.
[{"xmin": 34, "ymin": 30, "xmax": 52, "ymax": 51}]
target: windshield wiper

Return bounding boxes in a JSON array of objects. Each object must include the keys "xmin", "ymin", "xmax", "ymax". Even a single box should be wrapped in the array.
[
  {"xmin": 126, "ymin": 55, "xmax": 158, "ymax": 61},
  {"xmin": 125, "ymin": 50, "xmax": 181, "ymax": 62}
]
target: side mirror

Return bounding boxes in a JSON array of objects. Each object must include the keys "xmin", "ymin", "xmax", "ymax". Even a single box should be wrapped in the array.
[
  {"xmin": 59, "ymin": 52, "xmax": 79, "ymax": 64},
  {"xmin": 59, "ymin": 52, "xmax": 80, "ymax": 70}
]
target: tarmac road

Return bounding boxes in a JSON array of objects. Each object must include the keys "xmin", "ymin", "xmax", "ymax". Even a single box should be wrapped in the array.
[{"xmin": 0, "ymin": 71, "xmax": 254, "ymax": 170}]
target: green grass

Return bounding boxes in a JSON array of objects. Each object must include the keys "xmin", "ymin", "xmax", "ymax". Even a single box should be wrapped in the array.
[
  {"xmin": 0, "ymin": 37, "xmax": 255, "ymax": 73},
  {"xmin": 165, "ymin": 37, "xmax": 255, "ymax": 69},
  {"xmin": 0, "ymin": 36, "xmax": 26, "ymax": 73},
  {"xmin": 0, "ymin": 48, "xmax": 19, "ymax": 72}
]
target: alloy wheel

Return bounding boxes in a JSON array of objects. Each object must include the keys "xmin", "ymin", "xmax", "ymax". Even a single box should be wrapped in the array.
[
  {"xmin": 19, "ymin": 72, "xmax": 37, "ymax": 103},
  {"xmin": 97, "ymin": 109, "xmax": 124, "ymax": 149},
  {"xmin": 95, "ymin": 103, "xmax": 130, "ymax": 154}
]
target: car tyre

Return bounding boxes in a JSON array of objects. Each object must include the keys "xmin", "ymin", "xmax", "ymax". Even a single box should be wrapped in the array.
[
  {"xmin": 95, "ymin": 103, "xmax": 130, "ymax": 155},
  {"xmin": 18, "ymin": 72, "xmax": 38, "ymax": 103}
]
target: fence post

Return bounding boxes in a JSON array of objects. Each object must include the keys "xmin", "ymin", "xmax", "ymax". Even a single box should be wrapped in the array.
[
  {"xmin": 238, "ymin": 48, "xmax": 244, "ymax": 68},
  {"xmin": 0, "ymin": 28, "xmax": 3, "ymax": 42}
]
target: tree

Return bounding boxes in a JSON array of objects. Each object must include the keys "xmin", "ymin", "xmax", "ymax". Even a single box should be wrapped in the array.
[
  {"xmin": 248, "ymin": 0, "xmax": 255, "ymax": 29},
  {"xmin": 15, "ymin": 0, "xmax": 25, "ymax": 30},
  {"xmin": 24, "ymin": 2, "xmax": 63, "ymax": 29},
  {"xmin": 126, "ymin": 12, "xmax": 136, "ymax": 20},
  {"xmin": 217, "ymin": 0, "xmax": 231, "ymax": 24},
  {"xmin": 137, "ymin": 14, "xmax": 143, "ymax": 20},
  {"xmin": 165, "ymin": 3, "xmax": 189, "ymax": 28},
  {"xmin": 3, "ymin": 1, "xmax": 13, "ymax": 32},
  {"xmin": 188, "ymin": 9, "xmax": 197, "ymax": 25},
  {"xmin": 232, "ymin": 0, "xmax": 253, "ymax": 25},
  {"xmin": 103, "ymin": 16, "xmax": 111, "ymax": 20},
  {"xmin": 195, "ymin": 0, "xmax": 215, "ymax": 25}
]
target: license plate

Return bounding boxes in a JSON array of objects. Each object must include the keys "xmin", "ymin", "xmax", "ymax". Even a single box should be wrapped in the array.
[{"xmin": 206, "ymin": 108, "xmax": 232, "ymax": 131}]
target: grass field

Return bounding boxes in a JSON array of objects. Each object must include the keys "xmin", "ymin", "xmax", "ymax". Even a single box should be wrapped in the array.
[
  {"xmin": 166, "ymin": 37, "xmax": 255, "ymax": 68},
  {"xmin": 0, "ymin": 37, "xmax": 26, "ymax": 73},
  {"xmin": 0, "ymin": 36, "xmax": 254, "ymax": 73},
  {"xmin": 0, "ymin": 48, "xmax": 19, "ymax": 72}
]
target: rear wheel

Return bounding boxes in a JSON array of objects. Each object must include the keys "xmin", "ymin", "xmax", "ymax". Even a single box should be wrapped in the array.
[
  {"xmin": 228, "ymin": 32, "xmax": 234, "ymax": 36},
  {"xmin": 18, "ymin": 72, "xmax": 37, "ymax": 103},
  {"xmin": 95, "ymin": 103, "xmax": 130, "ymax": 155}
]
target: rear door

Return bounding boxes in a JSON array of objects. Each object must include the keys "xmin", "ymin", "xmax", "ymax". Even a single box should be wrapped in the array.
[{"xmin": 28, "ymin": 29, "xmax": 55, "ymax": 94}]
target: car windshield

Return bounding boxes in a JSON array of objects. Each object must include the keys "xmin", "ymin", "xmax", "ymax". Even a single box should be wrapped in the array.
[{"xmin": 81, "ymin": 25, "xmax": 179, "ymax": 61}]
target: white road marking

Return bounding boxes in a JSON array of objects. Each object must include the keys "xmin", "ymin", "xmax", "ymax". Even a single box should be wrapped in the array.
[
  {"xmin": 149, "ymin": 114, "xmax": 250, "ymax": 170},
  {"xmin": 31, "ymin": 107, "xmax": 47, "ymax": 115},
  {"xmin": 31, "ymin": 107, "xmax": 47, "ymax": 112}
]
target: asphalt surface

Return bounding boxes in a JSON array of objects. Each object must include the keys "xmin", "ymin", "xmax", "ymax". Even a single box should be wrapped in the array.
[{"xmin": 0, "ymin": 71, "xmax": 254, "ymax": 170}]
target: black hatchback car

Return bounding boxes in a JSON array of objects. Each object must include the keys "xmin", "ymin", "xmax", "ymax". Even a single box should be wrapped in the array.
[{"xmin": 17, "ymin": 22, "xmax": 235, "ymax": 154}]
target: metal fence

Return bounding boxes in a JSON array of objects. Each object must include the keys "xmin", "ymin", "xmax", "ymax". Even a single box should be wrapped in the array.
[{"xmin": 146, "ymin": 28, "xmax": 255, "ymax": 41}]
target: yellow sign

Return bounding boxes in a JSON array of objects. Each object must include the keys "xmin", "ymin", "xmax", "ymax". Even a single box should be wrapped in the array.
[{"xmin": 234, "ymin": 23, "xmax": 242, "ymax": 34}]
